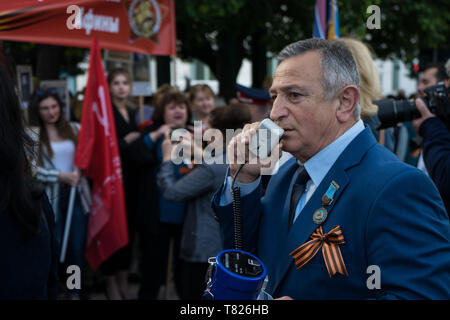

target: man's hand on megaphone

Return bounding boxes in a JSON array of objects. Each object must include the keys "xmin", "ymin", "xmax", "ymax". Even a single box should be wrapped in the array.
[{"xmin": 228, "ymin": 122, "xmax": 282, "ymax": 183}]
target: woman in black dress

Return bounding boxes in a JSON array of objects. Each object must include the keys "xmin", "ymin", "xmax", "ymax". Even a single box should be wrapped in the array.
[{"xmin": 101, "ymin": 68, "xmax": 141, "ymax": 300}]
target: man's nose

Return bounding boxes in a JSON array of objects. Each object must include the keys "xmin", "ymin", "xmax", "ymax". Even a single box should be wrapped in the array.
[
  {"xmin": 417, "ymin": 82, "xmax": 426, "ymax": 94},
  {"xmin": 270, "ymin": 97, "xmax": 288, "ymax": 121}
]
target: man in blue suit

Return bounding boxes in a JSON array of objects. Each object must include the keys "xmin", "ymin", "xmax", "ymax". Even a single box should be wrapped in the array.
[{"xmin": 212, "ymin": 38, "xmax": 450, "ymax": 299}]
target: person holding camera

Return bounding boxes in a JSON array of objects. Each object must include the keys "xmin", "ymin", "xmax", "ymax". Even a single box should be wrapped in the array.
[
  {"xmin": 412, "ymin": 59, "xmax": 450, "ymax": 214},
  {"xmin": 137, "ymin": 90, "xmax": 192, "ymax": 299},
  {"xmin": 212, "ymin": 38, "xmax": 450, "ymax": 299},
  {"xmin": 417, "ymin": 63, "xmax": 449, "ymax": 98},
  {"xmin": 415, "ymin": 62, "xmax": 449, "ymax": 174}
]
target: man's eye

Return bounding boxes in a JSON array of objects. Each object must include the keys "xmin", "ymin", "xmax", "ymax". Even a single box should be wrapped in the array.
[{"xmin": 288, "ymin": 92, "xmax": 302, "ymax": 99}]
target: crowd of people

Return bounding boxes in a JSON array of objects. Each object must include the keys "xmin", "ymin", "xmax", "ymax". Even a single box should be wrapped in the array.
[
  {"xmin": 0, "ymin": 36, "xmax": 449, "ymax": 300},
  {"xmin": 0, "ymin": 60, "xmax": 254, "ymax": 299}
]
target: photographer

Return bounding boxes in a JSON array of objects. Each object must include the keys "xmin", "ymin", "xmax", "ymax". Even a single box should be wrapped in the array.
[
  {"xmin": 417, "ymin": 63, "xmax": 448, "ymax": 98},
  {"xmin": 412, "ymin": 59, "xmax": 450, "ymax": 213},
  {"xmin": 416, "ymin": 62, "xmax": 449, "ymax": 174}
]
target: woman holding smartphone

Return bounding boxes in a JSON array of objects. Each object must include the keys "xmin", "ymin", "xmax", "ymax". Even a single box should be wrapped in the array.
[{"xmin": 137, "ymin": 90, "xmax": 192, "ymax": 299}]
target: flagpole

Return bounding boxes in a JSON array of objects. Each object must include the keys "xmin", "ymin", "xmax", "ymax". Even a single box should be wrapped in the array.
[
  {"xmin": 139, "ymin": 95, "xmax": 144, "ymax": 124},
  {"xmin": 165, "ymin": 237, "xmax": 175, "ymax": 299},
  {"xmin": 172, "ymin": 55, "xmax": 177, "ymax": 88},
  {"xmin": 60, "ymin": 185, "xmax": 77, "ymax": 263}
]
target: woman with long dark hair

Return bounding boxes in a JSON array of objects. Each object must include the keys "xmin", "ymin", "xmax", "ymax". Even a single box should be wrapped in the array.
[
  {"xmin": 28, "ymin": 88, "xmax": 89, "ymax": 300},
  {"xmin": 0, "ymin": 63, "xmax": 58, "ymax": 300}
]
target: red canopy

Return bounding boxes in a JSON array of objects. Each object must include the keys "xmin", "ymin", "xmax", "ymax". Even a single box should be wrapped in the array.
[{"xmin": 0, "ymin": 0, "xmax": 176, "ymax": 55}]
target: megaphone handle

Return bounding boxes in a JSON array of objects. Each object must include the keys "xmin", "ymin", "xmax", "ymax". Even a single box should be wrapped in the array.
[{"xmin": 232, "ymin": 185, "xmax": 243, "ymax": 250}]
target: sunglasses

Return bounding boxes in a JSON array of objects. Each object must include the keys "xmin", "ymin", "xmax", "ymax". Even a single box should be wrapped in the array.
[{"xmin": 35, "ymin": 88, "xmax": 58, "ymax": 97}]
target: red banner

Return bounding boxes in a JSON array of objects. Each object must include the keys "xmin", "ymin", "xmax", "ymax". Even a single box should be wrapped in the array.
[
  {"xmin": 75, "ymin": 37, "xmax": 128, "ymax": 270},
  {"xmin": 0, "ymin": 0, "xmax": 176, "ymax": 55}
]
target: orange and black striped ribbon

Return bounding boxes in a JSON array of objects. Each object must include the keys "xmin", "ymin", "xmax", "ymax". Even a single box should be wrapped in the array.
[
  {"xmin": 179, "ymin": 166, "xmax": 194, "ymax": 174},
  {"xmin": 290, "ymin": 225, "xmax": 348, "ymax": 277}
]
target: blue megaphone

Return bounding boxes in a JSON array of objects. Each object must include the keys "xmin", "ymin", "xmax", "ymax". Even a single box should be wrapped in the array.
[{"xmin": 202, "ymin": 249, "xmax": 268, "ymax": 300}]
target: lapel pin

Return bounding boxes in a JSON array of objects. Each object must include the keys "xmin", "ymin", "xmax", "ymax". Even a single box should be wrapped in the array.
[
  {"xmin": 314, "ymin": 181, "xmax": 339, "ymax": 225},
  {"xmin": 313, "ymin": 208, "xmax": 328, "ymax": 225},
  {"xmin": 321, "ymin": 181, "xmax": 339, "ymax": 206}
]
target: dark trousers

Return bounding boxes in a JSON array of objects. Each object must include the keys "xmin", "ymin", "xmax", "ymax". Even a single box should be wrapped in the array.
[
  {"xmin": 138, "ymin": 223, "xmax": 183, "ymax": 300},
  {"xmin": 100, "ymin": 243, "xmax": 132, "ymax": 275},
  {"xmin": 180, "ymin": 261, "xmax": 209, "ymax": 300},
  {"xmin": 55, "ymin": 186, "xmax": 88, "ymax": 297}
]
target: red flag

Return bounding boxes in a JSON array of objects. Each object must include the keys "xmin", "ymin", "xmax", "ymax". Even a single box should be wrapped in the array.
[{"xmin": 75, "ymin": 37, "xmax": 128, "ymax": 270}]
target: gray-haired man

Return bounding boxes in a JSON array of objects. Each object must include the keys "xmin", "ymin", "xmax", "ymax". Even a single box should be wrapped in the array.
[{"xmin": 212, "ymin": 38, "xmax": 450, "ymax": 299}]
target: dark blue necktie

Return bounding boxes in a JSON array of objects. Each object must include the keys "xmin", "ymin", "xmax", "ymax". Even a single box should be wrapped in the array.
[{"xmin": 288, "ymin": 167, "xmax": 310, "ymax": 229}]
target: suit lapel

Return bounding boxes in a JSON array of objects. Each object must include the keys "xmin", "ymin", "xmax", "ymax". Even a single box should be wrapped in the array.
[
  {"xmin": 269, "ymin": 126, "xmax": 377, "ymax": 293},
  {"xmin": 287, "ymin": 165, "xmax": 349, "ymax": 250},
  {"xmin": 263, "ymin": 159, "xmax": 298, "ymax": 292},
  {"xmin": 268, "ymin": 164, "xmax": 349, "ymax": 292}
]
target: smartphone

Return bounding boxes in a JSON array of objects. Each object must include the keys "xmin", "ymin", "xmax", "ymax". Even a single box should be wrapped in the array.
[{"xmin": 248, "ymin": 118, "xmax": 284, "ymax": 160}]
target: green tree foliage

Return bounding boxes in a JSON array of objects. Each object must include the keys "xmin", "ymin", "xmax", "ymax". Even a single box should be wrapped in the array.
[
  {"xmin": 176, "ymin": 0, "xmax": 449, "ymax": 98},
  {"xmin": 2, "ymin": 1, "xmax": 448, "ymax": 97},
  {"xmin": 363, "ymin": 0, "xmax": 449, "ymax": 62},
  {"xmin": 3, "ymin": 41, "xmax": 86, "ymax": 79}
]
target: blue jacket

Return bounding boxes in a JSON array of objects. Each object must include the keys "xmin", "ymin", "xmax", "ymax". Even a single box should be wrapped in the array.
[
  {"xmin": 144, "ymin": 134, "xmax": 186, "ymax": 225},
  {"xmin": 420, "ymin": 117, "xmax": 450, "ymax": 214},
  {"xmin": 212, "ymin": 127, "xmax": 450, "ymax": 299},
  {"xmin": 0, "ymin": 194, "xmax": 58, "ymax": 300}
]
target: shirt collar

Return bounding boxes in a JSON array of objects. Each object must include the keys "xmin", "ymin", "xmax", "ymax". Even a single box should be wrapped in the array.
[{"xmin": 298, "ymin": 119, "xmax": 365, "ymax": 186}]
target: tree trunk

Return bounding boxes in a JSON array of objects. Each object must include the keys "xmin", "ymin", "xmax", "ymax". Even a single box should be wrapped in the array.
[
  {"xmin": 251, "ymin": 31, "xmax": 267, "ymax": 89},
  {"xmin": 216, "ymin": 32, "xmax": 244, "ymax": 102},
  {"xmin": 36, "ymin": 44, "xmax": 64, "ymax": 80},
  {"xmin": 156, "ymin": 55, "xmax": 171, "ymax": 87}
]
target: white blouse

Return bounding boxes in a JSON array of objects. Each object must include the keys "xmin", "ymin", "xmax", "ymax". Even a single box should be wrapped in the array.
[{"xmin": 50, "ymin": 140, "xmax": 75, "ymax": 173}]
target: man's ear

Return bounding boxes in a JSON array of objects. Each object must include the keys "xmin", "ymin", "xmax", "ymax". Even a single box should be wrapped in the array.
[{"xmin": 336, "ymin": 85, "xmax": 359, "ymax": 122}]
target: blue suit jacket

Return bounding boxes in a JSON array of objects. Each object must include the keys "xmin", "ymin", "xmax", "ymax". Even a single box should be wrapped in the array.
[
  {"xmin": 420, "ymin": 117, "xmax": 450, "ymax": 213},
  {"xmin": 212, "ymin": 127, "xmax": 450, "ymax": 299}
]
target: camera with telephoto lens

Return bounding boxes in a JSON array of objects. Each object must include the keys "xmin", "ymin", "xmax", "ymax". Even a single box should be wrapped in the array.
[{"xmin": 373, "ymin": 83, "xmax": 450, "ymax": 129}]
